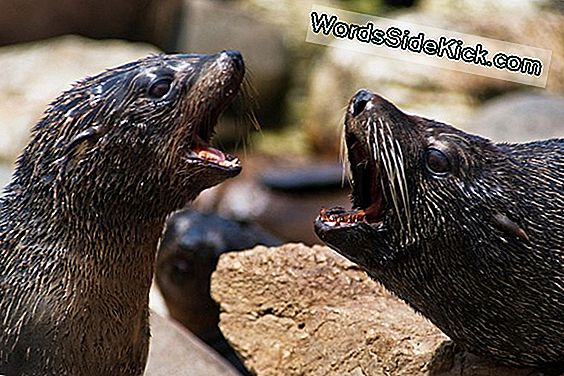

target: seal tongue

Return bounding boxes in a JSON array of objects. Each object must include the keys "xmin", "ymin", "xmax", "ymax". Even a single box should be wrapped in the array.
[
  {"xmin": 189, "ymin": 133, "xmax": 239, "ymax": 168},
  {"xmin": 193, "ymin": 145, "xmax": 226, "ymax": 163}
]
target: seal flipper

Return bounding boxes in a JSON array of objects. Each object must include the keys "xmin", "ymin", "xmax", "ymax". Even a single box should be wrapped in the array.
[{"xmin": 492, "ymin": 212, "xmax": 530, "ymax": 244}]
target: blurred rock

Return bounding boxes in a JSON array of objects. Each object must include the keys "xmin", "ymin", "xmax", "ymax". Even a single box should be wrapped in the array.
[
  {"xmin": 156, "ymin": 208, "xmax": 281, "ymax": 375},
  {"xmin": 0, "ymin": 164, "xmax": 12, "ymax": 193},
  {"xmin": 304, "ymin": 4, "xmax": 564, "ymax": 156},
  {"xmin": 0, "ymin": 0, "xmax": 182, "ymax": 51},
  {"xmin": 464, "ymin": 92, "xmax": 564, "ymax": 142},
  {"xmin": 211, "ymin": 243, "xmax": 553, "ymax": 376},
  {"xmin": 180, "ymin": 0, "xmax": 291, "ymax": 129},
  {"xmin": 414, "ymin": 0, "xmax": 564, "ymax": 93},
  {"xmin": 147, "ymin": 312, "xmax": 242, "ymax": 376},
  {"xmin": 238, "ymin": 0, "xmax": 337, "ymax": 46},
  {"xmin": 0, "ymin": 35, "xmax": 159, "ymax": 164}
]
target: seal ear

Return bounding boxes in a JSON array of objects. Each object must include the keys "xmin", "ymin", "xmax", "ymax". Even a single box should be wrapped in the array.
[
  {"xmin": 64, "ymin": 125, "xmax": 106, "ymax": 156},
  {"xmin": 56, "ymin": 125, "xmax": 107, "ymax": 178},
  {"xmin": 492, "ymin": 212, "xmax": 530, "ymax": 244}
]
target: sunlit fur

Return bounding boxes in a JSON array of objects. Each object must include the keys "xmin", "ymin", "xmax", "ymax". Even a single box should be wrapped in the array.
[
  {"xmin": 319, "ymin": 90, "xmax": 564, "ymax": 368},
  {"xmin": 0, "ymin": 52, "xmax": 244, "ymax": 375}
]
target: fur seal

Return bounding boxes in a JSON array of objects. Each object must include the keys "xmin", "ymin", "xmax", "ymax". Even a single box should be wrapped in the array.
[
  {"xmin": 314, "ymin": 89, "xmax": 564, "ymax": 367},
  {"xmin": 0, "ymin": 50, "xmax": 245, "ymax": 375}
]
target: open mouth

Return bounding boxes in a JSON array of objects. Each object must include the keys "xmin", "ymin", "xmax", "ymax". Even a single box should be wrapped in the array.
[
  {"xmin": 319, "ymin": 90, "xmax": 393, "ymax": 230},
  {"xmin": 319, "ymin": 133, "xmax": 386, "ymax": 228},
  {"xmin": 188, "ymin": 128, "xmax": 240, "ymax": 170},
  {"xmin": 184, "ymin": 51, "xmax": 244, "ymax": 171}
]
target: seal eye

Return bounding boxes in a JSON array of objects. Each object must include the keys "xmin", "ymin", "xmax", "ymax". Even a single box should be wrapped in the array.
[
  {"xmin": 425, "ymin": 148, "xmax": 451, "ymax": 175},
  {"xmin": 147, "ymin": 77, "xmax": 173, "ymax": 99}
]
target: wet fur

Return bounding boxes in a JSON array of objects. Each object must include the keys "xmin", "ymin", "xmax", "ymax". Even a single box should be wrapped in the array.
[
  {"xmin": 0, "ymin": 53, "xmax": 243, "ymax": 375},
  {"xmin": 317, "ymin": 92, "xmax": 564, "ymax": 367}
]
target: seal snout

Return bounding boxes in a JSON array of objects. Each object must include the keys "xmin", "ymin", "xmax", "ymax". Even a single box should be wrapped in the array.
[
  {"xmin": 349, "ymin": 89, "xmax": 397, "ymax": 120},
  {"xmin": 219, "ymin": 49, "xmax": 245, "ymax": 73},
  {"xmin": 351, "ymin": 89, "xmax": 374, "ymax": 117}
]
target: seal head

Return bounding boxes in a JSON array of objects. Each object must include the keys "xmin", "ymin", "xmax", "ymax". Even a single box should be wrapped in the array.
[
  {"xmin": 18, "ymin": 50, "xmax": 244, "ymax": 219},
  {"xmin": 315, "ymin": 89, "xmax": 564, "ymax": 367}
]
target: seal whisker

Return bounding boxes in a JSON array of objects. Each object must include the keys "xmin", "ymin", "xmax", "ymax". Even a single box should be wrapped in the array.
[
  {"xmin": 394, "ymin": 137, "xmax": 412, "ymax": 238},
  {"xmin": 371, "ymin": 118, "xmax": 379, "ymax": 164},
  {"xmin": 339, "ymin": 117, "xmax": 351, "ymax": 187},
  {"xmin": 384, "ymin": 120, "xmax": 407, "ymax": 233},
  {"xmin": 380, "ymin": 126, "xmax": 404, "ymax": 231}
]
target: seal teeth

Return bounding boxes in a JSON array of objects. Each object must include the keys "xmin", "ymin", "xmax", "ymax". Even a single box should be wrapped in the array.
[{"xmin": 319, "ymin": 207, "xmax": 367, "ymax": 226}]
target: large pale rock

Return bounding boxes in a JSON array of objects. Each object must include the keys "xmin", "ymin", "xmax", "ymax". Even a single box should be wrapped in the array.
[
  {"xmin": 0, "ymin": 164, "xmax": 11, "ymax": 193},
  {"xmin": 465, "ymin": 93, "xmax": 564, "ymax": 142},
  {"xmin": 180, "ymin": 0, "xmax": 290, "ymax": 128},
  {"xmin": 0, "ymin": 35, "xmax": 159, "ymax": 164},
  {"xmin": 212, "ymin": 243, "xmax": 549, "ymax": 376}
]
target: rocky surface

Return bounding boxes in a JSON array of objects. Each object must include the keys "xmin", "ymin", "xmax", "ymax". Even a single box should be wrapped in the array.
[
  {"xmin": 179, "ymin": 0, "xmax": 291, "ymax": 130},
  {"xmin": 155, "ymin": 208, "xmax": 280, "ymax": 375},
  {"xmin": 211, "ymin": 243, "xmax": 551, "ymax": 376},
  {"xmin": 465, "ymin": 93, "xmax": 564, "ymax": 142},
  {"xmin": 0, "ymin": 0, "xmax": 182, "ymax": 51},
  {"xmin": 0, "ymin": 165, "xmax": 11, "ymax": 193}
]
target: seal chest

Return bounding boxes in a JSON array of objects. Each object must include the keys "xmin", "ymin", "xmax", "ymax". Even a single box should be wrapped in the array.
[
  {"xmin": 0, "ymin": 50, "xmax": 245, "ymax": 375},
  {"xmin": 315, "ymin": 89, "xmax": 564, "ymax": 367}
]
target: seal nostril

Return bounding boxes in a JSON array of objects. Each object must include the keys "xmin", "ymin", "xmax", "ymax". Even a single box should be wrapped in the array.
[
  {"xmin": 352, "ymin": 90, "xmax": 374, "ymax": 117},
  {"xmin": 222, "ymin": 50, "xmax": 244, "ymax": 71}
]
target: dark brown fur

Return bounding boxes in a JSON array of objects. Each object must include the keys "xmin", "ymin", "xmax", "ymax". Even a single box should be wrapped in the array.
[
  {"xmin": 0, "ymin": 51, "xmax": 244, "ymax": 375},
  {"xmin": 315, "ymin": 90, "xmax": 563, "ymax": 368}
]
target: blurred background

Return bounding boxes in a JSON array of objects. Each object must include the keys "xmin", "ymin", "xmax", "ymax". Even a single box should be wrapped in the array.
[
  {"xmin": 0, "ymin": 0, "xmax": 562, "ymax": 373},
  {"xmin": 0, "ymin": 0, "xmax": 563, "ymax": 244}
]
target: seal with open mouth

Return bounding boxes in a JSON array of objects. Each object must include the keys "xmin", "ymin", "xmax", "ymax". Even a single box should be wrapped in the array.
[
  {"xmin": 314, "ymin": 89, "xmax": 564, "ymax": 367},
  {"xmin": 0, "ymin": 50, "xmax": 244, "ymax": 375}
]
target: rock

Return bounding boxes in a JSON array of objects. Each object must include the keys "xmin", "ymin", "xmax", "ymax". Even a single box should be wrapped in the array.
[
  {"xmin": 0, "ymin": 164, "xmax": 12, "ymax": 193},
  {"xmin": 146, "ymin": 312, "xmax": 242, "ymax": 376},
  {"xmin": 0, "ymin": 36, "xmax": 159, "ymax": 164},
  {"xmin": 464, "ymin": 92, "xmax": 564, "ymax": 142},
  {"xmin": 0, "ymin": 0, "xmax": 182, "ymax": 51},
  {"xmin": 413, "ymin": 1, "xmax": 564, "ymax": 94},
  {"xmin": 211, "ymin": 243, "xmax": 551, "ymax": 376}
]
